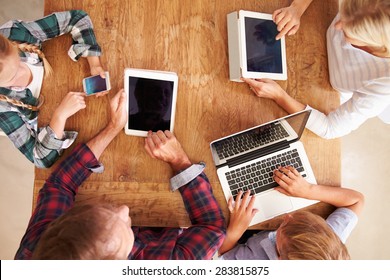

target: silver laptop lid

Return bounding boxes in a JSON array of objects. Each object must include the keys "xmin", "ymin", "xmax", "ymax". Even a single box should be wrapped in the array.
[{"xmin": 210, "ymin": 110, "xmax": 311, "ymax": 167}]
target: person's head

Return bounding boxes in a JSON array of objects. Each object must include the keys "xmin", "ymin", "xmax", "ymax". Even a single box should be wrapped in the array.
[
  {"xmin": 0, "ymin": 33, "xmax": 52, "ymax": 88},
  {"xmin": 32, "ymin": 203, "xmax": 134, "ymax": 259},
  {"xmin": 335, "ymin": 0, "xmax": 390, "ymax": 57},
  {"xmin": 275, "ymin": 211, "xmax": 350, "ymax": 260},
  {"xmin": 0, "ymin": 34, "xmax": 22, "ymax": 88}
]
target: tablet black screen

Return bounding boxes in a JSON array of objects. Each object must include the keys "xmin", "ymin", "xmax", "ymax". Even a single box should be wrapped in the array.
[
  {"xmin": 244, "ymin": 17, "xmax": 283, "ymax": 73},
  {"xmin": 128, "ymin": 77, "xmax": 174, "ymax": 132}
]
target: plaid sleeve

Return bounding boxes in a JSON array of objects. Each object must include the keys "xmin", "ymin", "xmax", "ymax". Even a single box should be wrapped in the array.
[
  {"xmin": 0, "ymin": 110, "xmax": 77, "ymax": 168},
  {"xmin": 0, "ymin": 10, "xmax": 101, "ymax": 60},
  {"xmin": 172, "ymin": 173, "xmax": 226, "ymax": 259},
  {"xmin": 14, "ymin": 143, "xmax": 101, "ymax": 260}
]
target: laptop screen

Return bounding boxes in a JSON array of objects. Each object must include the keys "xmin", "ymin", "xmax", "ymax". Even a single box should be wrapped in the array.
[
  {"xmin": 210, "ymin": 110, "xmax": 311, "ymax": 164},
  {"xmin": 244, "ymin": 17, "xmax": 282, "ymax": 74}
]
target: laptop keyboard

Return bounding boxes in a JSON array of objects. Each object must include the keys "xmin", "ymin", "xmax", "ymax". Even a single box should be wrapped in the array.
[
  {"xmin": 225, "ymin": 149, "xmax": 305, "ymax": 200},
  {"xmin": 215, "ymin": 123, "xmax": 289, "ymax": 159}
]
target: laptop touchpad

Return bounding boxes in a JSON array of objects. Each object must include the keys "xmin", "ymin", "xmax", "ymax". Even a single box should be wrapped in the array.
[{"xmin": 258, "ymin": 192, "xmax": 293, "ymax": 218}]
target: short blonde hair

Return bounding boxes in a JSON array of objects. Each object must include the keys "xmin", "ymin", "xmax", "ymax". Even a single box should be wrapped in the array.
[
  {"xmin": 339, "ymin": 0, "xmax": 390, "ymax": 57},
  {"xmin": 277, "ymin": 211, "xmax": 350, "ymax": 260}
]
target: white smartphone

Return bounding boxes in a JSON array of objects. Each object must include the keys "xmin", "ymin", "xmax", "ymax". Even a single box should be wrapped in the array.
[{"xmin": 82, "ymin": 72, "xmax": 111, "ymax": 95}]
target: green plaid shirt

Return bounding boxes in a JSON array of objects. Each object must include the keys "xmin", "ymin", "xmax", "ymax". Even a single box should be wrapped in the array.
[{"xmin": 0, "ymin": 10, "xmax": 101, "ymax": 168}]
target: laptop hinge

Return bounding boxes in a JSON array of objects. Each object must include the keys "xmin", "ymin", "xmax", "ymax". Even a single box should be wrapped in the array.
[{"xmin": 226, "ymin": 140, "xmax": 290, "ymax": 168}]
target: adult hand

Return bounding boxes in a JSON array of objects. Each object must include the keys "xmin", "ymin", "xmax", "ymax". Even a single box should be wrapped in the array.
[
  {"xmin": 273, "ymin": 5, "xmax": 302, "ymax": 40},
  {"xmin": 273, "ymin": 166, "xmax": 313, "ymax": 198},
  {"xmin": 107, "ymin": 89, "xmax": 127, "ymax": 132},
  {"xmin": 54, "ymin": 91, "xmax": 86, "ymax": 120},
  {"xmin": 227, "ymin": 190, "xmax": 259, "ymax": 240},
  {"xmin": 144, "ymin": 130, "xmax": 191, "ymax": 172},
  {"xmin": 241, "ymin": 78, "xmax": 286, "ymax": 101}
]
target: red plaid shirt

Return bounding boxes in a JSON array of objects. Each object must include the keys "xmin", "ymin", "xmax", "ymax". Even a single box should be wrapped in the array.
[{"xmin": 15, "ymin": 144, "xmax": 226, "ymax": 259}]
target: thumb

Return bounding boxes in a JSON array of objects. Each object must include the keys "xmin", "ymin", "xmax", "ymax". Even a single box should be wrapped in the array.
[
  {"xmin": 251, "ymin": 208, "xmax": 259, "ymax": 218},
  {"xmin": 111, "ymin": 89, "xmax": 124, "ymax": 110}
]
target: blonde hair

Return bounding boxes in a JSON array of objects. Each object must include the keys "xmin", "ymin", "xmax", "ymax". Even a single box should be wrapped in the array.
[
  {"xmin": 0, "ymin": 33, "xmax": 53, "ymax": 79},
  {"xmin": 277, "ymin": 211, "xmax": 350, "ymax": 260},
  {"xmin": 339, "ymin": 0, "xmax": 390, "ymax": 57}
]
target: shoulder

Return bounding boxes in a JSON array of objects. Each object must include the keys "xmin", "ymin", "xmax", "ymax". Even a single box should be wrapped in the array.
[
  {"xmin": 220, "ymin": 231, "xmax": 276, "ymax": 260},
  {"xmin": 326, "ymin": 208, "xmax": 358, "ymax": 244}
]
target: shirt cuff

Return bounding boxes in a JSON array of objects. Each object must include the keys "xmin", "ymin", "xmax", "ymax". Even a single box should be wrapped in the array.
[
  {"xmin": 169, "ymin": 162, "xmax": 206, "ymax": 191},
  {"xmin": 68, "ymin": 45, "xmax": 101, "ymax": 61},
  {"xmin": 38, "ymin": 126, "xmax": 78, "ymax": 150}
]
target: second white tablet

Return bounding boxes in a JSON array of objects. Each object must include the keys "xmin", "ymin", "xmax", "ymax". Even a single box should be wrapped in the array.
[
  {"xmin": 124, "ymin": 68, "xmax": 178, "ymax": 137},
  {"xmin": 227, "ymin": 10, "xmax": 287, "ymax": 81}
]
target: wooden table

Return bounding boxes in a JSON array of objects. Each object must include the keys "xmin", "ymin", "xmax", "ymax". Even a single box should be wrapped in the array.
[{"xmin": 35, "ymin": 0, "xmax": 340, "ymax": 229}]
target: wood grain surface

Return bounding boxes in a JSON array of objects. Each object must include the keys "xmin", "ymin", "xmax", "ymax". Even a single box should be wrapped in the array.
[{"xmin": 35, "ymin": 0, "xmax": 339, "ymax": 228}]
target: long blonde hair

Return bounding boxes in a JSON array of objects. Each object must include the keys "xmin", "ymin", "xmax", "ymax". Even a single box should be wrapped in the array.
[
  {"xmin": 0, "ymin": 33, "xmax": 53, "ymax": 80},
  {"xmin": 339, "ymin": 0, "xmax": 390, "ymax": 57},
  {"xmin": 0, "ymin": 34, "xmax": 50, "ymax": 110}
]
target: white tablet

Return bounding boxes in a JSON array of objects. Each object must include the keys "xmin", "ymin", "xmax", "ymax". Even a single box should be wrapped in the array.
[
  {"xmin": 124, "ymin": 68, "xmax": 178, "ymax": 137},
  {"xmin": 227, "ymin": 10, "xmax": 287, "ymax": 81}
]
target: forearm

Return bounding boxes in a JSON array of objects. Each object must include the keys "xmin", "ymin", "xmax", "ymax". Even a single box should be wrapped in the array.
[
  {"xmin": 303, "ymin": 184, "xmax": 364, "ymax": 215},
  {"xmin": 290, "ymin": 0, "xmax": 314, "ymax": 16},
  {"xmin": 87, "ymin": 56, "xmax": 102, "ymax": 70},
  {"xmin": 175, "ymin": 173, "xmax": 226, "ymax": 259},
  {"xmin": 274, "ymin": 91, "xmax": 306, "ymax": 114},
  {"xmin": 180, "ymin": 173, "xmax": 225, "ymax": 225},
  {"xmin": 86, "ymin": 124, "xmax": 120, "ymax": 160},
  {"xmin": 49, "ymin": 112, "xmax": 66, "ymax": 139},
  {"xmin": 218, "ymin": 229, "xmax": 240, "ymax": 255}
]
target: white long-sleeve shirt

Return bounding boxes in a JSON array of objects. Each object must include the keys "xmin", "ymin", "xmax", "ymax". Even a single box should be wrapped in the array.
[{"xmin": 306, "ymin": 14, "xmax": 390, "ymax": 139}]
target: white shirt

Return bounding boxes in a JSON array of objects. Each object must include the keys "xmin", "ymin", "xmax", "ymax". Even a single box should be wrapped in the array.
[
  {"xmin": 25, "ymin": 61, "xmax": 44, "ymax": 98},
  {"xmin": 306, "ymin": 14, "xmax": 390, "ymax": 139}
]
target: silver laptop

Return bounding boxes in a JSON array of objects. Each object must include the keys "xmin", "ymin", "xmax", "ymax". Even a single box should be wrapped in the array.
[{"xmin": 210, "ymin": 110, "xmax": 317, "ymax": 226}]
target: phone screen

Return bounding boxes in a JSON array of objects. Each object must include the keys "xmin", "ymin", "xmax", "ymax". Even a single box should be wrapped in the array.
[{"xmin": 84, "ymin": 75, "xmax": 107, "ymax": 95}]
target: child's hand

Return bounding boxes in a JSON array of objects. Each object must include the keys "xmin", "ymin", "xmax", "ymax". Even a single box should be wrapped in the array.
[
  {"xmin": 219, "ymin": 190, "xmax": 258, "ymax": 255},
  {"xmin": 227, "ymin": 190, "xmax": 258, "ymax": 241},
  {"xmin": 273, "ymin": 5, "xmax": 302, "ymax": 40},
  {"xmin": 87, "ymin": 56, "xmax": 109, "ymax": 97},
  {"xmin": 49, "ymin": 92, "xmax": 86, "ymax": 138},
  {"xmin": 54, "ymin": 92, "xmax": 86, "ymax": 120},
  {"xmin": 273, "ymin": 166, "xmax": 313, "ymax": 198}
]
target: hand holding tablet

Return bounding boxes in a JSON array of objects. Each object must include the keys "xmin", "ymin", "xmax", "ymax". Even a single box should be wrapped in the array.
[
  {"xmin": 227, "ymin": 10, "xmax": 287, "ymax": 81},
  {"xmin": 124, "ymin": 68, "xmax": 178, "ymax": 137}
]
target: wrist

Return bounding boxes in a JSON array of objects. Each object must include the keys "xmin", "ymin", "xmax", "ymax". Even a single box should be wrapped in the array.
[
  {"xmin": 104, "ymin": 122, "xmax": 122, "ymax": 136},
  {"xmin": 170, "ymin": 157, "xmax": 192, "ymax": 173},
  {"xmin": 273, "ymin": 88, "xmax": 288, "ymax": 103},
  {"xmin": 49, "ymin": 111, "xmax": 67, "ymax": 139},
  {"xmin": 52, "ymin": 108, "xmax": 68, "ymax": 121},
  {"xmin": 300, "ymin": 183, "xmax": 314, "ymax": 199},
  {"xmin": 291, "ymin": 0, "xmax": 312, "ymax": 17},
  {"xmin": 87, "ymin": 56, "xmax": 102, "ymax": 69}
]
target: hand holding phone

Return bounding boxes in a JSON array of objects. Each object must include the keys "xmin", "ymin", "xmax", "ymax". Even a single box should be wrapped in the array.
[{"xmin": 82, "ymin": 72, "xmax": 111, "ymax": 96}]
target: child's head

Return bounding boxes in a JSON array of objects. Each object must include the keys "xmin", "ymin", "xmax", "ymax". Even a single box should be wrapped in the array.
[
  {"xmin": 0, "ymin": 33, "xmax": 52, "ymax": 88},
  {"xmin": 276, "ymin": 211, "xmax": 350, "ymax": 260},
  {"xmin": 0, "ymin": 34, "xmax": 21, "ymax": 87},
  {"xmin": 32, "ymin": 203, "xmax": 134, "ymax": 260},
  {"xmin": 337, "ymin": 0, "xmax": 390, "ymax": 57}
]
